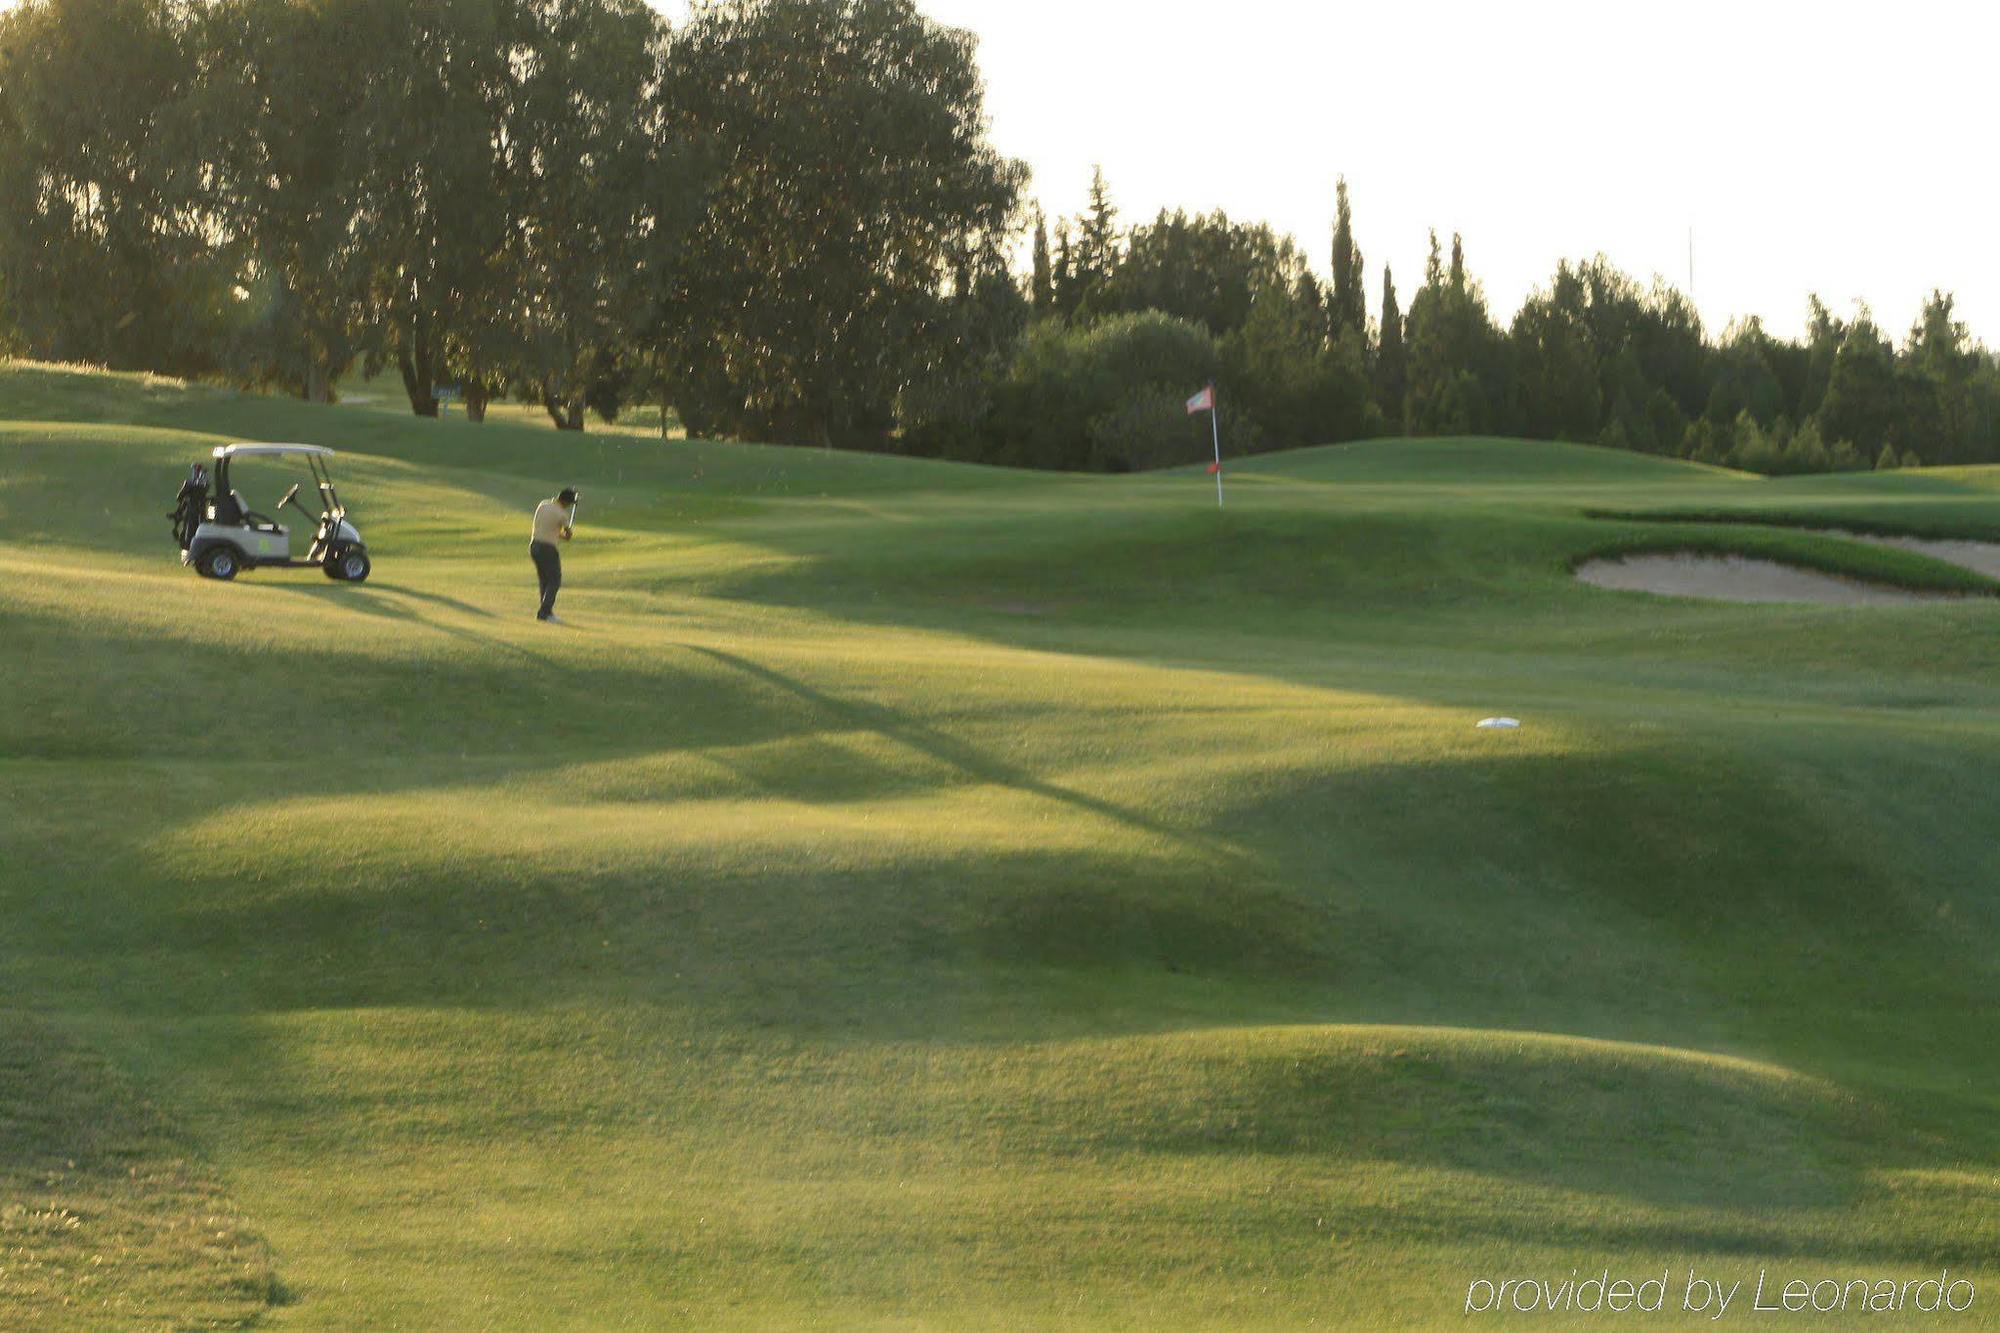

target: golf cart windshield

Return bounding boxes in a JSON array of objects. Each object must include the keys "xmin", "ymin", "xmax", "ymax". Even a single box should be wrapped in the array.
[
  {"xmin": 212, "ymin": 444, "xmax": 334, "ymax": 460},
  {"xmin": 210, "ymin": 444, "xmax": 344, "ymax": 525}
]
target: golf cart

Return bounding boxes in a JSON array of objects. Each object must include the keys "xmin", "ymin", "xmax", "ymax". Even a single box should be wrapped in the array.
[{"xmin": 169, "ymin": 443, "xmax": 372, "ymax": 582}]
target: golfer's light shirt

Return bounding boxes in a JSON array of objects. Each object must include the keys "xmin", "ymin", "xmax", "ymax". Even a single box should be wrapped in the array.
[{"xmin": 532, "ymin": 500, "xmax": 568, "ymax": 544}]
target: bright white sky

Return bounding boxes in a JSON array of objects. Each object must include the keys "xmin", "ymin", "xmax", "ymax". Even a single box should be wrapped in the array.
[
  {"xmin": 6, "ymin": 0, "xmax": 1987, "ymax": 342},
  {"xmin": 665, "ymin": 0, "xmax": 1999, "ymax": 344}
]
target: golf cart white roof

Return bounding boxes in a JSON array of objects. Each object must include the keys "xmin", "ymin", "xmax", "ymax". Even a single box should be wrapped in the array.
[{"xmin": 212, "ymin": 443, "xmax": 335, "ymax": 459}]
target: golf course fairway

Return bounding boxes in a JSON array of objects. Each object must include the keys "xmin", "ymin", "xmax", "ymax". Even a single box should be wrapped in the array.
[{"xmin": 4, "ymin": 360, "xmax": 1999, "ymax": 1327}]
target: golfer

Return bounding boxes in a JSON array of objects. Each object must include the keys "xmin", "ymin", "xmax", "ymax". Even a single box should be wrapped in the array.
[{"xmin": 530, "ymin": 487, "xmax": 577, "ymax": 622}]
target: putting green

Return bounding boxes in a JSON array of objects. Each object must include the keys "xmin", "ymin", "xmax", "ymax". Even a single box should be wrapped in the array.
[{"xmin": 4, "ymin": 360, "xmax": 1999, "ymax": 1327}]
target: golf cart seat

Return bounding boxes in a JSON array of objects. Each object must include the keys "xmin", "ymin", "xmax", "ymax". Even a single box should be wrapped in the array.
[{"xmin": 213, "ymin": 490, "xmax": 282, "ymax": 532}]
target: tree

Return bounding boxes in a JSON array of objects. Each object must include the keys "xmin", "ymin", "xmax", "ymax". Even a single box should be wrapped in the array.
[
  {"xmin": 1223, "ymin": 275, "xmax": 1374, "ymax": 451},
  {"xmin": 1051, "ymin": 220, "xmax": 1079, "ymax": 319},
  {"xmin": 503, "ymin": 0, "xmax": 677, "ymax": 431},
  {"xmin": 1681, "ymin": 417, "xmax": 1726, "ymax": 466},
  {"xmin": 985, "ymin": 310, "xmax": 1220, "ymax": 471},
  {"xmin": 1404, "ymin": 233, "xmax": 1507, "ymax": 434},
  {"xmin": 1068, "ymin": 165, "xmax": 1121, "ymax": 317},
  {"xmin": 1296, "ymin": 270, "xmax": 1326, "ymax": 336},
  {"xmin": 656, "ymin": 0, "xmax": 1026, "ymax": 447},
  {"xmin": 1906, "ymin": 290, "xmax": 1982, "ymax": 463},
  {"xmin": 1622, "ymin": 273, "xmax": 1706, "ymax": 418},
  {"xmin": 1499, "ymin": 254, "xmax": 1709, "ymax": 452},
  {"xmin": 0, "ymin": 0, "xmax": 228, "ymax": 375},
  {"xmin": 1329, "ymin": 177, "xmax": 1366, "ymax": 341},
  {"xmin": 1799, "ymin": 295, "xmax": 1846, "ymax": 421},
  {"xmin": 1511, "ymin": 262, "xmax": 1600, "ymax": 441},
  {"xmin": 1814, "ymin": 316, "xmax": 1900, "ymax": 458},
  {"xmin": 207, "ymin": 0, "xmax": 392, "ymax": 401},
  {"xmin": 897, "ymin": 244, "xmax": 1028, "ymax": 459},
  {"xmin": 1707, "ymin": 319, "xmax": 1787, "ymax": 426},
  {"xmin": 1030, "ymin": 208, "xmax": 1053, "ymax": 314},
  {"xmin": 329, "ymin": 0, "xmax": 521, "ymax": 418},
  {"xmin": 1908, "ymin": 290, "xmax": 1976, "ymax": 382},
  {"xmin": 1727, "ymin": 410, "xmax": 1779, "ymax": 473},
  {"xmin": 1376, "ymin": 266, "xmax": 1405, "ymax": 429},
  {"xmin": 1102, "ymin": 209, "xmax": 1310, "ymax": 338}
]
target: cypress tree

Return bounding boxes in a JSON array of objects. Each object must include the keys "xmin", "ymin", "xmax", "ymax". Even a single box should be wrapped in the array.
[
  {"xmin": 1030, "ymin": 208, "xmax": 1053, "ymax": 313},
  {"xmin": 1425, "ymin": 230, "xmax": 1444, "ymax": 287},
  {"xmin": 1296, "ymin": 271, "xmax": 1327, "ymax": 345},
  {"xmin": 1377, "ymin": 265, "xmax": 1406, "ymax": 428},
  {"xmin": 1052, "ymin": 220, "xmax": 1077, "ymax": 317},
  {"xmin": 1076, "ymin": 166, "xmax": 1120, "ymax": 305},
  {"xmin": 1449, "ymin": 232, "xmax": 1466, "ymax": 290},
  {"xmin": 1330, "ymin": 178, "xmax": 1366, "ymax": 339}
]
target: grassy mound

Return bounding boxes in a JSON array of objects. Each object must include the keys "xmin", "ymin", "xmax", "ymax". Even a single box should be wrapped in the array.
[
  {"xmin": 0, "ymin": 1016, "xmax": 284, "ymax": 1327},
  {"xmin": 4, "ymin": 360, "xmax": 2000, "ymax": 1325}
]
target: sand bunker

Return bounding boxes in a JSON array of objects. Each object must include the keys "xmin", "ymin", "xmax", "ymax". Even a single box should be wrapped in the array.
[
  {"xmin": 1576, "ymin": 554, "xmax": 1968, "ymax": 605},
  {"xmin": 1808, "ymin": 530, "xmax": 2000, "ymax": 581}
]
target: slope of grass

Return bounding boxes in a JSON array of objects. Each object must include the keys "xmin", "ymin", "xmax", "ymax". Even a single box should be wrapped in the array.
[
  {"xmin": 4, "ymin": 360, "xmax": 2000, "ymax": 1326},
  {"xmin": 0, "ymin": 1015, "xmax": 284, "ymax": 1328}
]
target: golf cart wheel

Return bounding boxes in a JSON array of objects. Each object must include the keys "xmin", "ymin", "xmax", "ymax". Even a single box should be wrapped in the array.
[
  {"xmin": 337, "ymin": 550, "xmax": 372, "ymax": 583},
  {"xmin": 197, "ymin": 546, "xmax": 240, "ymax": 581}
]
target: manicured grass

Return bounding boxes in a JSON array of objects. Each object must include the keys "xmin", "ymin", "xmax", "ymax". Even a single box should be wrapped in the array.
[{"xmin": 4, "ymin": 359, "xmax": 1999, "ymax": 1327}]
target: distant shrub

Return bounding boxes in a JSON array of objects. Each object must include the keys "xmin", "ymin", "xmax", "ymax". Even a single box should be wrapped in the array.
[
  {"xmin": 1726, "ymin": 411, "xmax": 1778, "ymax": 473},
  {"xmin": 986, "ymin": 312, "xmax": 1222, "ymax": 471},
  {"xmin": 1714, "ymin": 412, "xmax": 1869, "ymax": 476},
  {"xmin": 1085, "ymin": 388, "xmax": 1265, "ymax": 473},
  {"xmin": 1641, "ymin": 387, "xmax": 1690, "ymax": 455},
  {"xmin": 1681, "ymin": 417, "xmax": 1728, "ymax": 466},
  {"xmin": 1087, "ymin": 390, "xmax": 1200, "ymax": 473}
]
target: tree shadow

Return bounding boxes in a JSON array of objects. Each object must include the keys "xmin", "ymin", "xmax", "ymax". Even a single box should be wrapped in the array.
[
  {"xmin": 366, "ymin": 580, "xmax": 498, "ymax": 620},
  {"xmin": 683, "ymin": 644, "xmax": 1244, "ymax": 867},
  {"xmin": 1, "ymin": 600, "xmax": 816, "ymax": 781},
  {"xmin": 263, "ymin": 581, "xmax": 555, "ymax": 665}
]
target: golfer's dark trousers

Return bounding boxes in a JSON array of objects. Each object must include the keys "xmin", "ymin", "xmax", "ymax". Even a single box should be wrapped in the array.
[{"xmin": 530, "ymin": 540, "xmax": 562, "ymax": 619}]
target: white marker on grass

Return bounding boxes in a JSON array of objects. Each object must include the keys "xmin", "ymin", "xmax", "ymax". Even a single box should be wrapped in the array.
[{"xmin": 1476, "ymin": 717, "xmax": 1522, "ymax": 730}]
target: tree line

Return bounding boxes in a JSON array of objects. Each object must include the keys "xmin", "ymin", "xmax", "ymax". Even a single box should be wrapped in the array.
[
  {"xmin": 961, "ymin": 173, "xmax": 2000, "ymax": 475},
  {"xmin": 4, "ymin": 0, "xmax": 1996, "ymax": 475},
  {"xmin": 0, "ymin": 0, "xmax": 1019, "ymax": 442}
]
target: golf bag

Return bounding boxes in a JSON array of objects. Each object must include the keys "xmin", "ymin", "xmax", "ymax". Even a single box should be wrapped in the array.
[{"xmin": 170, "ymin": 463, "xmax": 209, "ymax": 550}]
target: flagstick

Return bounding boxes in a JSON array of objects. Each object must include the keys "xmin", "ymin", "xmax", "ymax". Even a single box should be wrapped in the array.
[{"xmin": 1210, "ymin": 402, "xmax": 1224, "ymax": 509}]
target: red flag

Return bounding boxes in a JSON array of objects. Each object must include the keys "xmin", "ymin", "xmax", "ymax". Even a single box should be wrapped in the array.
[
  {"xmin": 1207, "ymin": 461, "xmax": 1222, "ymax": 475},
  {"xmin": 1186, "ymin": 384, "xmax": 1215, "ymax": 414}
]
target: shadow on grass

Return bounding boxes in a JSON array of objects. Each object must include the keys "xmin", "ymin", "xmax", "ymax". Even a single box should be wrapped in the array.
[
  {"xmin": 1, "ymin": 599, "xmax": 787, "ymax": 766},
  {"xmin": 0, "ymin": 1012, "xmax": 291, "ymax": 1324},
  {"xmin": 685, "ymin": 644, "xmax": 1243, "ymax": 867},
  {"xmin": 265, "ymin": 580, "xmax": 557, "ymax": 666},
  {"xmin": 68, "ymin": 724, "xmax": 1998, "ymax": 1221},
  {"xmin": 365, "ymin": 580, "xmax": 499, "ymax": 620}
]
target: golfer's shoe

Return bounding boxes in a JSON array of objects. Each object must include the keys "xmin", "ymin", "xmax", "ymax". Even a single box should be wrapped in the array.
[{"xmin": 540, "ymin": 613, "xmax": 567, "ymax": 625}]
